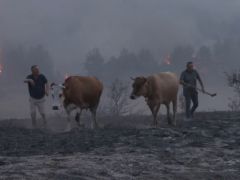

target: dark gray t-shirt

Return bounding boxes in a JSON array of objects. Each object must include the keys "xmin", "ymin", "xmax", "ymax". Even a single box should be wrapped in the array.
[
  {"xmin": 26, "ymin": 74, "xmax": 48, "ymax": 99},
  {"xmin": 180, "ymin": 69, "xmax": 201, "ymax": 93}
]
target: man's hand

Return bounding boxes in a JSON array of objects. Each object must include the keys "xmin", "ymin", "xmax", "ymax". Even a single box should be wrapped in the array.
[
  {"xmin": 181, "ymin": 81, "xmax": 192, "ymax": 88},
  {"xmin": 180, "ymin": 80, "xmax": 186, "ymax": 85},
  {"xmin": 24, "ymin": 79, "xmax": 35, "ymax": 86}
]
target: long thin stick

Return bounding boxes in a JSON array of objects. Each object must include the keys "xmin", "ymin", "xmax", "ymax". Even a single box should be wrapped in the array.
[{"xmin": 181, "ymin": 82, "xmax": 217, "ymax": 97}]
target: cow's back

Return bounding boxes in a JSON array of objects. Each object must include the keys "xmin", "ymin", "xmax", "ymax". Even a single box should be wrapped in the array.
[
  {"xmin": 149, "ymin": 72, "xmax": 178, "ymax": 102},
  {"xmin": 63, "ymin": 76, "xmax": 103, "ymax": 108}
]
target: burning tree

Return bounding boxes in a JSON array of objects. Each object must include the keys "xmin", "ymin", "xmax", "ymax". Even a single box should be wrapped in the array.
[{"xmin": 225, "ymin": 70, "xmax": 240, "ymax": 111}]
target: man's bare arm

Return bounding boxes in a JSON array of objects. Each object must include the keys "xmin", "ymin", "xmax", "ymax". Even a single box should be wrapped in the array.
[
  {"xmin": 45, "ymin": 83, "xmax": 49, "ymax": 96},
  {"xmin": 24, "ymin": 79, "xmax": 35, "ymax": 86}
]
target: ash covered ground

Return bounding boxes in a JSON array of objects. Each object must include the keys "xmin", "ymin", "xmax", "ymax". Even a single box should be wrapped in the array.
[{"xmin": 0, "ymin": 112, "xmax": 240, "ymax": 180}]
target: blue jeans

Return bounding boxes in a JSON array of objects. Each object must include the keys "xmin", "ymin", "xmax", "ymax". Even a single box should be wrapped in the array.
[{"xmin": 184, "ymin": 89, "xmax": 199, "ymax": 118}]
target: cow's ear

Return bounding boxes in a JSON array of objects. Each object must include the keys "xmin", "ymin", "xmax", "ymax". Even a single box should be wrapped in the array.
[{"xmin": 130, "ymin": 77, "xmax": 135, "ymax": 80}]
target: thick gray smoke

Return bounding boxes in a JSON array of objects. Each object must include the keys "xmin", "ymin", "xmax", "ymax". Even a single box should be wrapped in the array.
[{"xmin": 0, "ymin": 0, "xmax": 240, "ymax": 118}]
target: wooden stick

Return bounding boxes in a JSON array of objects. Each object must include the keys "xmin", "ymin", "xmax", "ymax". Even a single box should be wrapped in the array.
[{"xmin": 181, "ymin": 82, "xmax": 217, "ymax": 97}]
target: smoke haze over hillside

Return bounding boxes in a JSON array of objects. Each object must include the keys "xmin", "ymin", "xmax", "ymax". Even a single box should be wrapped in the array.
[{"xmin": 0, "ymin": 0, "xmax": 240, "ymax": 118}]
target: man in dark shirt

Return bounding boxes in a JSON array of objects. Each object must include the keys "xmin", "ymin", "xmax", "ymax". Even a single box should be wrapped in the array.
[
  {"xmin": 180, "ymin": 62, "xmax": 205, "ymax": 119},
  {"xmin": 24, "ymin": 65, "xmax": 49, "ymax": 128}
]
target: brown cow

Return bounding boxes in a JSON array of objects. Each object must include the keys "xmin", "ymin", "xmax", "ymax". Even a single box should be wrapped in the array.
[
  {"xmin": 51, "ymin": 76, "xmax": 103, "ymax": 131},
  {"xmin": 130, "ymin": 72, "xmax": 179, "ymax": 127}
]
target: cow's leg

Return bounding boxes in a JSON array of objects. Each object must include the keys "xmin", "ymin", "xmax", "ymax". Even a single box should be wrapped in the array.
[
  {"xmin": 75, "ymin": 108, "xmax": 83, "ymax": 128},
  {"xmin": 64, "ymin": 104, "xmax": 76, "ymax": 132},
  {"xmin": 172, "ymin": 99, "xmax": 177, "ymax": 126},
  {"xmin": 155, "ymin": 104, "xmax": 161, "ymax": 126},
  {"xmin": 166, "ymin": 103, "xmax": 172, "ymax": 125},
  {"xmin": 65, "ymin": 110, "xmax": 72, "ymax": 132},
  {"xmin": 149, "ymin": 102, "xmax": 160, "ymax": 128},
  {"xmin": 149, "ymin": 103, "xmax": 155, "ymax": 126},
  {"xmin": 90, "ymin": 107, "xmax": 98, "ymax": 129}
]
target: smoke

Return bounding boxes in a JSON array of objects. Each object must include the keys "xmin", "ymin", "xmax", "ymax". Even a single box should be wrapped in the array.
[
  {"xmin": 1, "ymin": 1, "xmax": 240, "ymax": 60},
  {"xmin": 0, "ymin": 0, "xmax": 240, "ymax": 118}
]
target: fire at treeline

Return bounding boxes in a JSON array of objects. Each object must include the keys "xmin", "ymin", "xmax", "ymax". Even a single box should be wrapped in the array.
[
  {"xmin": 0, "ymin": 39, "xmax": 240, "ymax": 113},
  {"xmin": 0, "ymin": 41, "xmax": 240, "ymax": 80}
]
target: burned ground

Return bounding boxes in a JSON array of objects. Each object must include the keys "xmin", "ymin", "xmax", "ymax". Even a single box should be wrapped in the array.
[{"xmin": 0, "ymin": 112, "xmax": 240, "ymax": 179}]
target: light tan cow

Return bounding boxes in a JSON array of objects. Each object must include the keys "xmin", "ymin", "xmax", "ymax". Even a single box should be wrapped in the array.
[
  {"xmin": 130, "ymin": 72, "xmax": 179, "ymax": 126},
  {"xmin": 51, "ymin": 76, "xmax": 103, "ymax": 131}
]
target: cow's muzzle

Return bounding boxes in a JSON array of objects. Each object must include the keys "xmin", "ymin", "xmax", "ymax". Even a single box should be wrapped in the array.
[{"xmin": 52, "ymin": 106, "xmax": 59, "ymax": 110}]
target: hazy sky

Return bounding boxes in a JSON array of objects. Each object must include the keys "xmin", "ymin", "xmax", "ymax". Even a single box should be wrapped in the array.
[
  {"xmin": 0, "ymin": 0, "xmax": 240, "ymax": 117},
  {"xmin": 1, "ymin": 0, "xmax": 240, "ymax": 68}
]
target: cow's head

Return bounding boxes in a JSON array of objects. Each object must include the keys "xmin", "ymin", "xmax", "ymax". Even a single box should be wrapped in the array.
[
  {"xmin": 130, "ymin": 76, "xmax": 148, "ymax": 99},
  {"xmin": 50, "ymin": 83, "xmax": 65, "ymax": 110}
]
